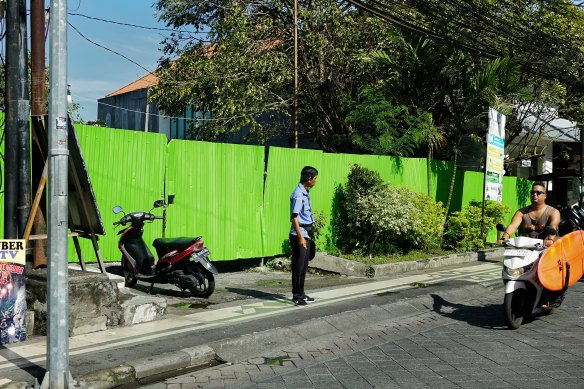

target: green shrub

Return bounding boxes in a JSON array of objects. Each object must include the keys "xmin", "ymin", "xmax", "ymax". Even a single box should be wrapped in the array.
[
  {"xmin": 443, "ymin": 200, "xmax": 510, "ymax": 251},
  {"xmin": 336, "ymin": 165, "xmax": 445, "ymax": 256}
]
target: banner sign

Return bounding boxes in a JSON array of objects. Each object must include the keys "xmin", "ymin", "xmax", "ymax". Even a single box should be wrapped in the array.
[
  {"xmin": 0, "ymin": 240, "xmax": 27, "ymax": 344},
  {"xmin": 485, "ymin": 108, "xmax": 506, "ymax": 202}
]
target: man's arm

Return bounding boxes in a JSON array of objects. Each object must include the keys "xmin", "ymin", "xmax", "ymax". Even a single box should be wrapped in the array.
[
  {"xmin": 544, "ymin": 208, "xmax": 561, "ymax": 246},
  {"xmin": 497, "ymin": 210, "xmax": 523, "ymax": 244},
  {"xmin": 291, "ymin": 215, "xmax": 306, "ymax": 249}
]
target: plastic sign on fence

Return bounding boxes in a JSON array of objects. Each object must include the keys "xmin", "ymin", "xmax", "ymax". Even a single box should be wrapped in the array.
[
  {"xmin": 485, "ymin": 108, "xmax": 506, "ymax": 202},
  {"xmin": 0, "ymin": 240, "xmax": 27, "ymax": 344}
]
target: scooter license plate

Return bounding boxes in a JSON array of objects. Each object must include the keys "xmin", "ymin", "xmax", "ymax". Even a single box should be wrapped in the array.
[
  {"xmin": 195, "ymin": 248, "xmax": 210, "ymax": 258},
  {"xmin": 504, "ymin": 249, "xmax": 532, "ymax": 257}
]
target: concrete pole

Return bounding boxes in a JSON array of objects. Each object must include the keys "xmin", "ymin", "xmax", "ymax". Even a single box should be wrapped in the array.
[
  {"xmin": 17, "ymin": 0, "xmax": 31, "ymax": 239},
  {"xmin": 43, "ymin": 0, "xmax": 70, "ymax": 387}
]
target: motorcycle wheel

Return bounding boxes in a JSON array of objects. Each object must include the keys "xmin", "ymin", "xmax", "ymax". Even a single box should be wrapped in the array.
[
  {"xmin": 188, "ymin": 265, "xmax": 215, "ymax": 298},
  {"xmin": 122, "ymin": 256, "xmax": 137, "ymax": 287},
  {"xmin": 504, "ymin": 289, "xmax": 526, "ymax": 330}
]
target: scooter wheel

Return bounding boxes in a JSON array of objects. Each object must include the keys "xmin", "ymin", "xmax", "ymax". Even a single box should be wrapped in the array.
[
  {"xmin": 122, "ymin": 256, "xmax": 137, "ymax": 287},
  {"xmin": 190, "ymin": 271, "xmax": 215, "ymax": 298},
  {"xmin": 504, "ymin": 290, "xmax": 526, "ymax": 330}
]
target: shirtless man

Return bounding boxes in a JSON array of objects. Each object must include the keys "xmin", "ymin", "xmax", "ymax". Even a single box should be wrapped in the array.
[{"xmin": 497, "ymin": 182, "xmax": 560, "ymax": 247}]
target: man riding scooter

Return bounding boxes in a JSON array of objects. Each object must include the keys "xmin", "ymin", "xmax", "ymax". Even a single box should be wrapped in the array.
[{"xmin": 497, "ymin": 182, "xmax": 560, "ymax": 247}]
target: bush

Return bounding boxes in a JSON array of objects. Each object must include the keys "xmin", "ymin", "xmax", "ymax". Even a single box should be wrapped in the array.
[
  {"xmin": 443, "ymin": 200, "xmax": 510, "ymax": 251},
  {"xmin": 337, "ymin": 165, "xmax": 445, "ymax": 256}
]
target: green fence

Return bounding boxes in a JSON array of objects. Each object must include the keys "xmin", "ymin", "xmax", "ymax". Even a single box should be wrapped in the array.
[
  {"xmin": 165, "ymin": 140, "xmax": 265, "ymax": 261},
  {"xmin": 0, "ymin": 123, "xmax": 529, "ymax": 261},
  {"xmin": 460, "ymin": 171, "xmax": 532, "ymax": 241}
]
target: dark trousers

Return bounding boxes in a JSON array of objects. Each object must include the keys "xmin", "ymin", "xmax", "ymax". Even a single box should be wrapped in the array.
[{"xmin": 290, "ymin": 234, "xmax": 310, "ymax": 300}]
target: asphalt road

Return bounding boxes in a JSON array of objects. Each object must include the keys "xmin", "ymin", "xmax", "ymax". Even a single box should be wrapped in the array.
[{"xmin": 142, "ymin": 278, "xmax": 584, "ymax": 389}]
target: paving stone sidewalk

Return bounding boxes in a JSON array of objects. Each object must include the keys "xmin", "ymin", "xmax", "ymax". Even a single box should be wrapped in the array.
[{"xmin": 145, "ymin": 281, "xmax": 584, "ymax": 389}]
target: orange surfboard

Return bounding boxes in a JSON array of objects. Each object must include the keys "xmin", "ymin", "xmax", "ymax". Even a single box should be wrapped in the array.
[{"xmin": 538, "ymin": 230, "xmax": 584, "ymax": 291}]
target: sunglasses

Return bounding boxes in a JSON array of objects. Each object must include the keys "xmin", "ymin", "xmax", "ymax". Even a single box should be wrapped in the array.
[{"xmin": 530, "ymin": 190, "xmax": 546, "ymax": 196}]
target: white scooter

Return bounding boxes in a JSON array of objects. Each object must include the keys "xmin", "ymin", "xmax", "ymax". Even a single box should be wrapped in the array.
[{"xmin": 498, "ymin": 224, "xmax": 567, "ymax": 329}]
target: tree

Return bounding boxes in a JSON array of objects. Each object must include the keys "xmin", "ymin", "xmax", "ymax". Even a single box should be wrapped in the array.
[{"xmin": 152, "ymin": 0, "xmax": 395, "ymax": 150}]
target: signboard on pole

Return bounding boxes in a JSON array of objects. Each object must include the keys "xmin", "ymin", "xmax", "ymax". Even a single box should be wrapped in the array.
[
  {"xmin": 485, "ymin": 108, "xmax": 506, "ymax": 202},
  {"xmin": 0, "ymin": 240, "xmax": 27, "ymax": 344}
]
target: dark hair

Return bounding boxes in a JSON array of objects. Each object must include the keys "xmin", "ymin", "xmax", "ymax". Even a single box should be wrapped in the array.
[
  {"xmin": 532, "ymin": 182, "xmax": 546, "ymax": 193},
  {"xmin": 300, "ymin": 166, "xmax": 318, "ymax": 183}
]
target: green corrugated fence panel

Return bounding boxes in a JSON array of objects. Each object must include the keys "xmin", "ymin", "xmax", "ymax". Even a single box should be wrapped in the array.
[
  {"xmin": 263, "ymin": 148, "xmax": 446, "ymax": 257},
  {"xmin": 69, "ymin": 125, "xmax": 167, "ymax": 262},
  {"xmin": 460, "ymin": 171, "xmax": 531, "ymax": 242},
  {"xmin": 165, "ymin": 140, "xmax": 265, "ymax": 260},
  {"xmin": 262, "ymin": 147, "xmax": 325, "ymax": 256}
]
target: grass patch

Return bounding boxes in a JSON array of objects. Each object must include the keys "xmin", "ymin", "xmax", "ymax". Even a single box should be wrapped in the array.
[{"xmin": 338, "ymin": 248, "xmax": 458, "ymax": 266}]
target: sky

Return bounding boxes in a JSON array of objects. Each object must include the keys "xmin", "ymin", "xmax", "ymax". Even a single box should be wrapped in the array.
[{"xmin": 65, "ymin": 0, "xmax": 166, "ymax": 122}]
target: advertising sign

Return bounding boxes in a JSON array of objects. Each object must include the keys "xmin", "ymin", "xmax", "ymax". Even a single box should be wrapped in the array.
[
  {"xmin": 0, "ymin": 240, "xmax": 27, "ymax": 344},
  {"xmin": 485, "ymin": 108, "xmax": 506, "ymax": 202}
]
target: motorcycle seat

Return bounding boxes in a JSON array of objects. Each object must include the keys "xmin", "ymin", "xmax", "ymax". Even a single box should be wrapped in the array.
[{"xmin": 152, "ymin": 236, "xmax": 201, "ymax": 253}]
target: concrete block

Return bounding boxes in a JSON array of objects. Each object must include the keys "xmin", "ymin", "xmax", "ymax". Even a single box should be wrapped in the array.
[
  {"xmin": 70, "ymin": 315, "xmax": 108, "ymax": 336},
  {"xmin": 130, "ymin": 351, "xmax": 191, "ymax": 379},
  {"xmin": 181, "ymin": 345, "xmax": 216, "ymax": 366},
  {"xmin": 309, "ymin": 253, "xmax": 371, "ymax": 277},
  {"xmin": 119, "ymin": 293, "xmax": 167, "ymax": 325},
  {"xmin": 75, "ymin": 364, "xmax": 136, "ymax": 389},
  {"xmin": 0, "ymin": 381, "xmax": 28, "ymax": 389}
]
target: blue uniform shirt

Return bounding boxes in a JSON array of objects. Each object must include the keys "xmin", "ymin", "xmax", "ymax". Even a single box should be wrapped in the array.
[{"xmin": 290, "ymin": 183, "xmax": 315, "ymax": 238}]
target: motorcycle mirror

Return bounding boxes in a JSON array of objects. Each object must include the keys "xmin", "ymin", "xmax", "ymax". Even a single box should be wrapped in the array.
[
  {"xmin": 112, "ymin": 205, "xmax": 124, "ymax": 214},
  {"xmin": 496, "ymin": 223, "xmax": 505, "ymax": 232},
  {"xmin": 167, "ymin": 194, "xmax": 175, "ymax": 205},
  {"xmin": 153, "ymin": 200, "xmax": 164, "ymax": 208},
  {"xmin": 544, "ymin": 226, "xmax": 558, "ymax": 236}
]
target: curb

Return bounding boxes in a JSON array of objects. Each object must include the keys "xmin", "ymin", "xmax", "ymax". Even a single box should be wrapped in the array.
[
  {"xmin": 0, "ymin": 346, "xmax": 216, "ymax": 389},
  {"xmin": 73, "ymin": 345, "xmax": 216, "ymax": 389},
  {"xmin": 310, "ymin": 248, "xmax": 503, "ymax": 278}
]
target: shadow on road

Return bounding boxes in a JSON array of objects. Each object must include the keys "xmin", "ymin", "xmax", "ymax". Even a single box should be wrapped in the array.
[
  {"xmin": 0, "ymin": 346, "xmax": 45, "ymax": 382},
  {"xmin": 225, "ymin": 287, "xmax": 287, "ymax": 301},
  {"xmin": 430, "ymin": 294, "xmax": 506, "ymax": 329}
]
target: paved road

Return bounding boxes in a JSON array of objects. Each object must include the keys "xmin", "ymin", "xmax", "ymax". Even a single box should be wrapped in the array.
[
  {"xmin": 142, "ymin": 280, "xmax": 584, "ymax": 389},
  {"xmin": 0, "ymin": 262, "xmax": 502, "ymax": 385}
]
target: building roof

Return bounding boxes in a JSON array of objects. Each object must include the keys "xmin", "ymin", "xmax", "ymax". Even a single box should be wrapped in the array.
[{"xmin": 106, "ymin": 72, "xmax": 159, "ymax": 97}]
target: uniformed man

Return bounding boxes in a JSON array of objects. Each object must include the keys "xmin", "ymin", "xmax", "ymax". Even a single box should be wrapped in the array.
[{"xmin": 289, "ymin": 166, "xmax": 318, "ymax": 306}]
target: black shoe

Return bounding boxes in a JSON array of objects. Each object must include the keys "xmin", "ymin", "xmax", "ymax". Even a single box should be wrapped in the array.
[
  {"xmin": 303, "ymin": 295, "xmax": 315, "ymax": 303},
  {"xmin": 293, "ymin": 298, "xmax": 307, "ymax": 306}
]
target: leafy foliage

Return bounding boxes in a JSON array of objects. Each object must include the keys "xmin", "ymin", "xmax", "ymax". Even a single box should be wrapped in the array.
[
  {"xmin": 336, "ymin": 165, "xmax": 445, "ymax": 256},
  {"xmin": 443, "ymin": 200, "xmax": 510, "ymax": 251},
  {"xmin": 346, "ymin": 87, "xmax": 436, "ymax": 157}
]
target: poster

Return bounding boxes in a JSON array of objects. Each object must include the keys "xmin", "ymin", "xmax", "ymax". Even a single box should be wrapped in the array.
[
  {"xmin": 485, "ymin": 108, "xmax": 506, "ymax": 202},
  {"xmin": 0, "ymin": 240, "xmax": 27, "ymax": 344}
]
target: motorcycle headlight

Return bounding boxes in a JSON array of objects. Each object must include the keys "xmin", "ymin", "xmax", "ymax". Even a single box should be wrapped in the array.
[
  {"xmin": 504, "ymin": 263, "xmax": 533, "ymax": 277},
  {"xmin": 505, "ymin": 267, "xmax": 524, "ymax": 277}
]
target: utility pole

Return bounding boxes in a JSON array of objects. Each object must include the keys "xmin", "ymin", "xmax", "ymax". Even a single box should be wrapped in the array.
[
  {"xmin": 293, "ymin": 0, "xmax": 299, "ymax": 148},
  {"xmin": 17, "ymin": 0, "xmax": 31, "ymax": 240},
  {"xmin": 30, "ymin": 0, "xmax": 49, "ymax": 267},
  {"xmin": 42, "ymin": 0, "xmax": 71, "ymax": 386},
  {"xmin": 4, "ymin": 0, "xmax": 20, "ymax": 239}
]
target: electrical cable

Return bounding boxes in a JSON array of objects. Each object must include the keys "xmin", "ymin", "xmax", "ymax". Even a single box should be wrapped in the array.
[{"xmin": 68, "ymin": 21, "xmax": 156, "ymax": 78}]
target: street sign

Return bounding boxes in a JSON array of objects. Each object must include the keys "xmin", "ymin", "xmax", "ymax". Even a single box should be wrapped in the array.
[
  {"xmin": 0, "ymin": 239, "xmax": 26, "ymax": 344},
  {"xmin": 485, "ymin": 108, "xmax": 506, "ymax": 202}
]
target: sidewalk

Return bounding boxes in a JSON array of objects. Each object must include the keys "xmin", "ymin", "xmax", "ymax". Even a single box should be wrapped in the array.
[{"xmin": 0, "ymin": 253, "xmax": 503, "ymax": 388}]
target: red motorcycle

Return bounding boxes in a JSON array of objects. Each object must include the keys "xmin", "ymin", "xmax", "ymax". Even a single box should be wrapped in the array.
[{"xmin": 113, "ymin": 199, "xmax": 217, "ymax": 298}]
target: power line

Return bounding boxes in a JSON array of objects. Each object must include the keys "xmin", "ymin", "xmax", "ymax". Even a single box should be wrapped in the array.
[
  {"xmin": 68, "ymin": 21, "xmax": 156, "ymax": 77},
  {"xmin": 68, "ymin": 11, "xmax": 211, "ymax": 40}
]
